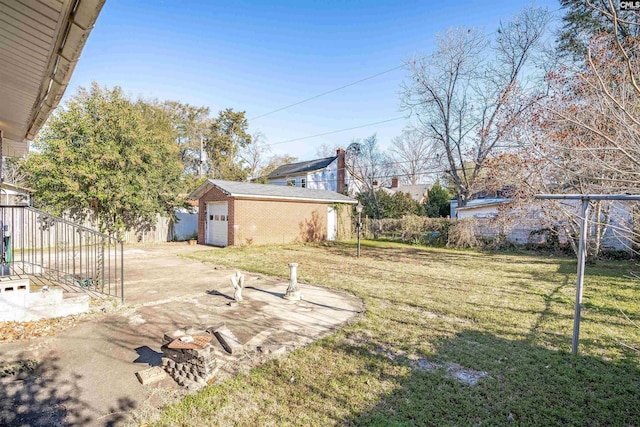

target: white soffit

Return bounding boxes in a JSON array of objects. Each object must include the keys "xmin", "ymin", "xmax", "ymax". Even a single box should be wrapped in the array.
[{"xmin": 0, "ymin": 0, "xmax": 104, "ymax": 157}]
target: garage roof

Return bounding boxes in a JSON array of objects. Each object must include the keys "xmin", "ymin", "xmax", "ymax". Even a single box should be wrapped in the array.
[
  {"xmin": 0, "ymin": 0, "xmax": 105, "ymax": 157},
  {"xmin": 190, "ymin": 179, "xmax": 358, "ymax": 204}
]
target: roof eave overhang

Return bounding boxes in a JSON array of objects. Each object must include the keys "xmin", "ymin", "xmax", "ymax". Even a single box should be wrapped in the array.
[
  {"xmin": 266, "ymin": 167, "xmax": 327, "ymax": 180},
  {"xmin": 188, "ymin": 180, "xmax": 357, "ymax": 204},
  {"xmin": 25, "ymin": 0, "xmax": 105, "ymax": 142},
  {"xmin": 231, "ymin": 194, "xmax": 357, "ymax": 204},
  {"xmin": 189, "ymin": 180, "xmax": 227, "ymax": 200},
  {"xmin": 455, "ymin": 200, "xmax": 513, "ymax": 211},
  {"xmin": 0, "ymin": 0, "xmax": 105, "ymax": 158}
]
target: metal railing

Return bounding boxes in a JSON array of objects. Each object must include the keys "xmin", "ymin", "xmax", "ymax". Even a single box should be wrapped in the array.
[{"xmin": 0, "ymin": 206, "xmax": 124, "ymax": 303}]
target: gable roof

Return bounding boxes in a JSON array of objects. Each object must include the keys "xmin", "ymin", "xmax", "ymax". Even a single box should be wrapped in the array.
[
  {"xmin": 190, "ymin": 179, "xmax": 357, "ymax": 204},
  {"xmin": 266, "ymin": 156, "xmax": 337, "ymax": 179}
]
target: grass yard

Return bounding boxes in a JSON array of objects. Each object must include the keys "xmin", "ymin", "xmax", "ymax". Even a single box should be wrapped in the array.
[{"xmin": 154, "ymin": 241, "xmax": 639, "ymax": 426}]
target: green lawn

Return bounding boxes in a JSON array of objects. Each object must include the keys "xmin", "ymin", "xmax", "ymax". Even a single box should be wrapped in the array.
[{"xmin": 154, "ymin": 241, "xmax": 639, "ymax": 426}]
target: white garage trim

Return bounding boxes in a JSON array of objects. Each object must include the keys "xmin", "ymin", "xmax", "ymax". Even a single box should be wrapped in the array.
[
  {"xmin": 205, "ymin": 202, "xmax": 228, "ymax": 246},
  {"xmin": 327, "ymin": 206, "xmax": 337, "ymax": 241}
]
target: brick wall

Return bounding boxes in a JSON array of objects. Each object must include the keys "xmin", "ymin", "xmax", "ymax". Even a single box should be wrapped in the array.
[
  {"xmin": 232, "ymin": 198, "xmax": 330, "ymax": 246},
  {"xmin": 197, "ymin": 186, "xmax": 353, "ymax": 246}
]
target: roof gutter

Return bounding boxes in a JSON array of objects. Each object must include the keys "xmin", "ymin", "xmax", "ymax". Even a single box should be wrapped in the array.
[
  {"xmin": 230, "ymin": 194, "xmax": 358, "ymax": 204},
  {"xmin": 454, "ymin": 199, "xmax": 513, "ymax": 211},
  {"xmin": 266, "ymin": 167, "xmax": 328, "ymax": 180},
  {"xmin": 189, "ymin": 180, "xmax": 357, "ymax": 204},
  {"xmin": 26, "ymin": 0, "xmax": 105, "ymax": 140}
]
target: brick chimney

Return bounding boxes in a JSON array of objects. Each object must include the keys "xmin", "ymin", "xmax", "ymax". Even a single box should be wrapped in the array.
[
  {"xmin": 391, "ymin": 176, "xmax": 399, "ymax": 189},
  {"xmin": 336, "ymin": 148, "xmax": 346, "ymax": 194}
]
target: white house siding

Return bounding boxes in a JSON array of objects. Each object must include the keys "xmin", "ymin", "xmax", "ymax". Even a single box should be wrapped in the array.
[
  {"xmin": 268, "ymin": 177, "xmax": 294, "ymax": 187},
  {"xmin": 268, "ymin": 160, "xmax": 339, "ymax": 192},
  {"xmin": 456, "ymin": 205, "xmax": 501, "ymax": 220},
  {"xmin": 267, "ymin": 159, "xmax": 364, "ymax": 196},
  {"xmin": 307, "ymin": 161, "xmax": 338, "ymax": 191},
  {"xmin": 601, "ymin": 201, "xmax": 634, "ymax": 251},
  {"xmin": 456, "ymin": 200, "xmax": 635, "ymax": 251}
]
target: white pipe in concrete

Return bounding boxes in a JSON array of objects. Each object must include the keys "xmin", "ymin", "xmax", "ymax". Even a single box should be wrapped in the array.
[{"xmin": 284, "ymin": 262, "xmax": 301, "ymax": 301}]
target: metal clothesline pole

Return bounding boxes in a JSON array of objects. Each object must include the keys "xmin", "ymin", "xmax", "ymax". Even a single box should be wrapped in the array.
[
  {"xmin": 535, "ymin": 194, "xmax": 640, "ymax": 355},
  {"xmin": 572, "ymin": 199, "xmax": 590, "ymax": 355}
]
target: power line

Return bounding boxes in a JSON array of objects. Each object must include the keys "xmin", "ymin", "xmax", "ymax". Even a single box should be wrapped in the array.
[
  {"xmin": 266, "ymin": 165, "xmax": 471, "ymax": 184},
  {"xmin": 249, "ymin": 7, "xmax": 563, "ymax": 123},
  {"xmin": 266, "ymin": 117, "xmax": 407, "ymax": 147},
  {"xmin": 249, "ymin": 65, "xmax": 405, "ymax": 121}
]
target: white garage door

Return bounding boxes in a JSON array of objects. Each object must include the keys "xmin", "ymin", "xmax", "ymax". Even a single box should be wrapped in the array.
[{"xmin": 206, "ymin": 202, "xmax": 228, "ymax": 246}]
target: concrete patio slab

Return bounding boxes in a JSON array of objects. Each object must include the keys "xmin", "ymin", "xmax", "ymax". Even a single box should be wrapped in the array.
[{"xmin": 0, "ymin": 243, "xmax": 363, "ymax": 426}]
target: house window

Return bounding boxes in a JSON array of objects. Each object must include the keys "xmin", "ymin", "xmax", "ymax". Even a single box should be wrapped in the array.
[
  {"xmin": 301, "ymin": 178, "xmax": 306, "ymax": 188},
  {"xmin": 287, "ymin": 179, "xmax": 296, "ymax": 186}
]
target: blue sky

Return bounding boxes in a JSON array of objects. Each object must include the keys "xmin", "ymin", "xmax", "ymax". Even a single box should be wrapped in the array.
[{"xmin": 67, "ymin": 0, "xmax": 561, "ymax": 160}]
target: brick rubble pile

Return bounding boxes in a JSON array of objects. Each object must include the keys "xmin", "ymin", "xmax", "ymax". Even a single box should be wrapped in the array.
[{"xmin": 160, "ymin": 330, "xmax": 218, "ymax": 387}]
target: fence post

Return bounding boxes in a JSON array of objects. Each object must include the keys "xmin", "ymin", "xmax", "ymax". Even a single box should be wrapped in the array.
[{"xmin": 120, "ymin": 240, "xmax": 124, "ymax": 304}]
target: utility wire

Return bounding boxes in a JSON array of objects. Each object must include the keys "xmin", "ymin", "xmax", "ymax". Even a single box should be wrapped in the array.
[
  {"xmin": 266, "ymin": 116, "xmax": 407, "ymax": 147},
  {"xmin": 267, "ymin": 165, "xmax": 474, "ymax": 184},
  {"xmin": 249, "ymin": 8, "xmax": 563, "ymax": 123},
  {"xmin": 249, "ymin": 65, "xmax": 405, "ymax": 120}
]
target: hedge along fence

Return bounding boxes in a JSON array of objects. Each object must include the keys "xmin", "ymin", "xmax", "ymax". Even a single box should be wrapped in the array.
[
  {"xmin": 361, "ymin": 213, "xmax": 638, "ymax": 256},
  {"xmin": 361, "ymin": 215, "xmax": 451, "ymax": 247},
  {"xmin": 361, "ymin": 215, "xmax": 506, "ymax": 249}
]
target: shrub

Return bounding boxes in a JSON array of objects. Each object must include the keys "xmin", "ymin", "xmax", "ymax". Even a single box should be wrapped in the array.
[
  {"xmin": 447, "ymin": 218, "xmax": 480, "ymax": 248},
  {"xmin": 363, "ymin": 215, "xmax": 451, "ymax": 246}
]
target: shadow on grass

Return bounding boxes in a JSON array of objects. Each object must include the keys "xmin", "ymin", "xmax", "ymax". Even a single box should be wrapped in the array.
[{"xmin": 340, "ymin": 330, "xmax": 640, "ymax": 426}]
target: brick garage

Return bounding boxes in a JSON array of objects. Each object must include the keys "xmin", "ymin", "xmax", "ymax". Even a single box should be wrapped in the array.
[{"xmin": 189, "ymin": 180, "xmax": 356, "ymax": 247}]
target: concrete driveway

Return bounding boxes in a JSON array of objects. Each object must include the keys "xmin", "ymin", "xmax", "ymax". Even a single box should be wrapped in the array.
[{"xmin": 0, "ymin": 243, "xmax": 363, "ymax": 426}]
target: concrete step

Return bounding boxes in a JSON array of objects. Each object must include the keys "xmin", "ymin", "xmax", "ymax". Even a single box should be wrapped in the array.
[
  {"xmin": 0, "ymin": 278, "xmax": 30, "ymax": 294},
  {"xmin": 0, "ymin": 282, "xmax": 90, "ymax": 322}
]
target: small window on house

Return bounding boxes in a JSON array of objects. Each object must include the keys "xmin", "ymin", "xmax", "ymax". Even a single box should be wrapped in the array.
[
  {"xmin": 287, "ymin": 179, "xmax": 296, "ymax": 186},
  {"xmin": 214, "ymin": 215, "xmax": 219, "ymax": 221},
  {"xmin": 209, "ymin": 215, "xmax": 214, "ymax": 220},
  {"xmin": 301, "ymin": 178, "xmax": 306, "ymax": 188}
]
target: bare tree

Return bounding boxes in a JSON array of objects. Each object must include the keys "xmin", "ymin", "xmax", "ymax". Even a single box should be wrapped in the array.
[
  {"xmin": 389, "ymin": 127, "xmax": 438, "ymax": 185},
  {"xmin": 491, "ymin": 1, "xmax": 640, "ymax": 259},
  {"xmin": 401, "ymin": 6, "xmax": 550, "ymax": 207},
  {"xmin": 346, "ymin": 134, "xmax": 388, "ymax": 191},
  {"xmin": 252, "ymin": 153, "xmax": 298, "ymax": 183},
  {"xmin": 238, "ymin": 130, "xmax": 271, "ymax": 180},
  {"xmin": 162, "ymin": 101, "xmax": 210, "ymax": 176},
  {"xmin": 315, "ymin": 142, "xmax": 342, "ymax": 158}
]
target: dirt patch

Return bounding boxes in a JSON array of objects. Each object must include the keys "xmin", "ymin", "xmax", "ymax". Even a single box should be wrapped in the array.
[
  {"xmin": 0, "ymin": 313, "xmax": 95, "ymax": 343},
  {"xmin": 368, "ymin": 342, "xmax": 488, "ymax": 386},
  {"xmin": 412, "ymin": 358, "xmax": 488, "ymax": 386},
  {"xmin": 0, "ymin": 296, "xmax": 122, "ymax": 343}
]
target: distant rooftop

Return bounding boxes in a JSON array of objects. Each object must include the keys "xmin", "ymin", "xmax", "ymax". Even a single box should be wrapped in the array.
[
  {"xmin": 266, "ymin": 156, "xmax": 338, "ymax": 179},
  {"xmin": 385, "ymin": 184, "xmax": 430, "ymax": 202}
]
